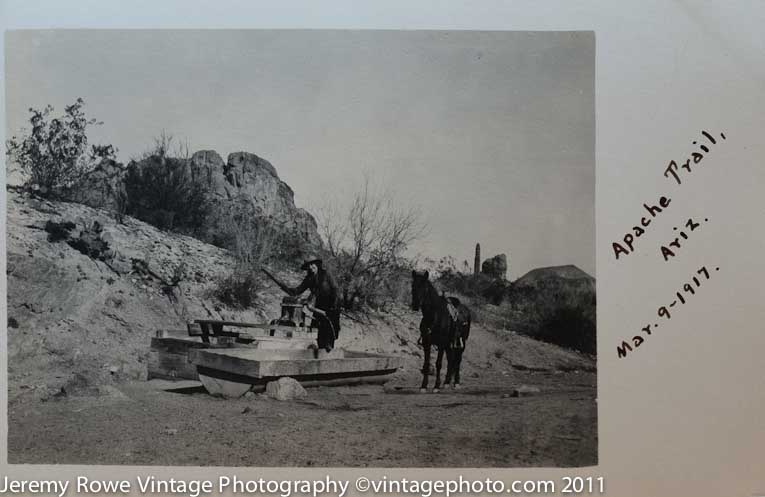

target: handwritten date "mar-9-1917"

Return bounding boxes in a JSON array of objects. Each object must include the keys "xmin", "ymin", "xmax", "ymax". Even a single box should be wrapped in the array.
[{"xmin": 617, "ymin": 266, "xmax": 718, "ymax": 358}]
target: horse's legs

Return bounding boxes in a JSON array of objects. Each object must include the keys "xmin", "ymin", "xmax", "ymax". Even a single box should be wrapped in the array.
[
  {"xmin": 454, "ymin": 349, "xmax": 464, "ymax": 387},
  {"xmin": 434, "ymin": 347, "xmax": 445, "ymax": 391},
  {"xmin": 444, "ymin": 348, "xmax": 455, "ymax": 386},
  {"xmin": 420, "ymin": 336, "xmax": 431, "ymax": 391}
]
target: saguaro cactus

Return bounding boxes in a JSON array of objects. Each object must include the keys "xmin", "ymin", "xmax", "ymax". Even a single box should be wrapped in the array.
[{"xmin": 474, "ymin": 243, "xmax": 481, "ymax": 275}]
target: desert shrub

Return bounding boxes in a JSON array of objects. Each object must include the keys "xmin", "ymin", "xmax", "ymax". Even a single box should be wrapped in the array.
[
  {"xmin": 432, "ymin": 255, "xmax": 511, "ymax": 306},
  {"xmin": 436, "ymin": 267, "xmax": 597, "ymax": 355},
  {"xmin": 536, "ymin": 305, "xmax": 596, "ymax": 355},
  {"xmin": 323, "ymin": 255, "xmax": 414, "ymax": 311},
  {"xmin": 438, "ymin": 271, "xmax": 509, "ymax": 305},
  {"xmin": 170, "ymin": 261, "xmax": 187, "ymax": 286},
  {"xmin": 505, "ymin": 278, "xmax": 596, "ymax": 354},
  {"xmin": 203, "ymin": 199, "xmax": 285, "ymax": 264},
  {"xmin": 6, "ymin": 98, "xmax": 116, "ymax": 197},
  {"xmin": 213, "ymin": 266, "xmax": 263, "ymax": 309},
  {"xmin": 315, "ymin": 175, "xmax": 426, "ymax": 310},
  {"xmin": 124, "ymin": 134, "xmax": 207, "ymax": 233},
  {"xmin": 205, "ymin": 201, "xmax": 282, "ymax": 309}
]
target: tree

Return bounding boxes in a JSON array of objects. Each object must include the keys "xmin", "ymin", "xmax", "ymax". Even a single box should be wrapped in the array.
[
  {"xmin": 315, "ymin": 175, "xmax": 427, "ymax": 309},
  {"xmin": 6, "ymin": 98, "xmax": 116, "ymax": 196}
]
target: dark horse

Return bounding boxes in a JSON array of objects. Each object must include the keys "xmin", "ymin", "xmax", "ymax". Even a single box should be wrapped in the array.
[{"xmin": 411, "ymin": 270, "xmax": 471, "ymax": 392}]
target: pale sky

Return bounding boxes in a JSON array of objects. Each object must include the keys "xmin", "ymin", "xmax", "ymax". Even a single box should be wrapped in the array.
[{"xmin": 5, "ymin": 30, "xmax": 594, "ymax": 279}]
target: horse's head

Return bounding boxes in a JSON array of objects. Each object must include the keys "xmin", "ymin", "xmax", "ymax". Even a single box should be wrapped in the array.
[{"xmin": 411, "ymin": 270, "xmax": 430, "ymax": 312}]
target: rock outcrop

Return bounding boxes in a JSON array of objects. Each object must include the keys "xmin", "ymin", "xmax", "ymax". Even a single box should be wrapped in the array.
[
  {"xmin": 189, "ymin": 151, "xmax": 323, "ymax": 251},
  {"xmin": 481, "ymin": 253, "xmax": 508, "ymax": 280},
  {"xmin": 72, "ymin": 149, "xmax": 324, "ymax": 255},
  {"xmin": 188, "ymin": 150, "xmax": 230, "ymax": 200}
]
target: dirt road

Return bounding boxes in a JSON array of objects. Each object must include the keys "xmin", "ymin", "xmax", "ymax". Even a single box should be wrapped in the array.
[{"xmin": 8, "ymin": 367, "xmax": 596, "ymax": 468}]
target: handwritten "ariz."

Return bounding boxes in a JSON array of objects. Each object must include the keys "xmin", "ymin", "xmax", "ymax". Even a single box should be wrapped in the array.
[
  {"xmin": 664, "ymin": 130, "xmax": 727, "ymax": 185},
  {"xmin": 660, "ymin": 217, "xmax": 708, "ymax": 261}
]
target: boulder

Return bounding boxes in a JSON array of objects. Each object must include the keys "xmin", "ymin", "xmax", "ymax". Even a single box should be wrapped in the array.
[
  {"xmin": 512, "ymin": 385, "xmax": 541, "ymax": 397},
  {"xmin": 481, "ymin": 253, "xmax": 508, "ymax": 280},
  {"xmin": 265, "ymin": 377, "xmax": 307, "ymax": 401}
]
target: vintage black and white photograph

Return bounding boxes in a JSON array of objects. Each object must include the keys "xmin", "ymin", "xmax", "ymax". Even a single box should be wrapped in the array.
[{"xmin": 5, "ymin": 30, "xmax": 596, "ymax": 467}]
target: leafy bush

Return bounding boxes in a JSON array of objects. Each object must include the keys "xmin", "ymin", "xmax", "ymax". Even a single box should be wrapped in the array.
[
  {"xmin": 124, "ymin": 135, "xmax": 207, "ymax": 233},
  {"xmin": 6, "ymin": 98, "xmax": 116, "ymax": 196},
  {"xmin": 537, "ymin": 305, "xmax": 596, "ymax": 355},
  {"xmin": 504, "ymin": 278, "xmax": 596, "ymax": 354}
]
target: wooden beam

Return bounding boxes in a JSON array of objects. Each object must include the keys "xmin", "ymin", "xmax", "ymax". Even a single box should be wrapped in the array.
[{"xmin": 188, "ymin": 348, "xmax": 402, "ymax": 379}]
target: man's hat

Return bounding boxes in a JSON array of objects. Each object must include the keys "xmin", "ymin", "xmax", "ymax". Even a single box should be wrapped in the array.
[{"xmin": 300, "ymin": 256, "xmax": 323, "ymax": 270}]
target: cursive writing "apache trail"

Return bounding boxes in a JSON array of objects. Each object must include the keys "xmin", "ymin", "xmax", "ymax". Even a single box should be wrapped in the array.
[
  {"xmin": 664, "ymin": 130, "xmax": 727, "ymax": 185},
  {"xmin": 612, "ymin": 196, "xmax": 672, "ymax": 260}
]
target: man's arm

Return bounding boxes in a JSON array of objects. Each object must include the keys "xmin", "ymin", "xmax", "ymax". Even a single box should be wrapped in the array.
[
  {"xmin": 290, "ymin": 274, "xmax": 313, "ymax": 297},
  {"xmin": 262, "ymin": 267, "xmax": 297, "ymax": 295}
]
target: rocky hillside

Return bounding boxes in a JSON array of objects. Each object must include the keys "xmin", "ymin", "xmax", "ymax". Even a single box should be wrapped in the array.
[
  {"xmin": 67, "ymin": 150, "xmax": 323, "ymax": 252},
  {"xmin": 6, "ymin": 189, "xmax": 595, "ymax": 404},
  {"xmin": 7, "ymin": 187, "xmax": 289, "ymax": 396}
]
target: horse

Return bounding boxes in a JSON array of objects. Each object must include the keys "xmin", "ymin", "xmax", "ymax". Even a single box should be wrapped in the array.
[{"xmin": 411, "ymin": 270, "xmax": 471, "ymax": 392}]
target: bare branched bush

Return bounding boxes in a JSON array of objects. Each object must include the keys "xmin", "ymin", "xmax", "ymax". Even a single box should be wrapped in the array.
[
  {"xmin": 205, "ymin": 200, "xmax": 282, "ymax": 266},
  {"xmin": 315, "ymin": 175, "xmax": 427, "ymax": 310},
  {"xmin": 206, "ymin": 200, "xmax": 284, "ymax": 308}
]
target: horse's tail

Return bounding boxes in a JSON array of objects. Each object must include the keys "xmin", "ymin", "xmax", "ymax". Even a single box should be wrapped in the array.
[
  {"xmin": 462, "ymin": 308, "xmax": 471, "ymax": 343},
  {"xmin": 459, "ymin": 308, "xmax": 471, "ymax": 346}
]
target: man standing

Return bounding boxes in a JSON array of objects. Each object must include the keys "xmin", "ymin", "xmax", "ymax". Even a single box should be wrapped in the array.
[{"xmin": 288, "ymin": 256, "xmax": 341, "ymax": 352}]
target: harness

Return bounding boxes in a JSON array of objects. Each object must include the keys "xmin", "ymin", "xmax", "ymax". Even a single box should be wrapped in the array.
[{"xmin": 416, "ymin": 306, "xmax": 467, "ymax": 351}]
